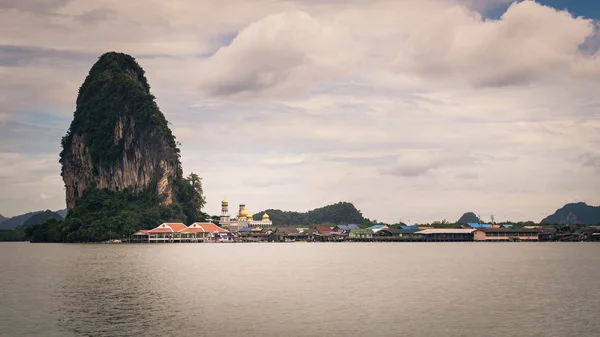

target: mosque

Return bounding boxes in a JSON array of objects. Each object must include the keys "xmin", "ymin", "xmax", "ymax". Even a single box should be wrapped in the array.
[{"xmin": 219, "ymin": 199, "xmax": 272, "ymax": 232}]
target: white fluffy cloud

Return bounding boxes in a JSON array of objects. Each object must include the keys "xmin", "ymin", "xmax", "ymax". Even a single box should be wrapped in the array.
[
  {"xmin": 394, "ymin": 1, "xmax": 600, "ymax": 87},
  {"xmin": 198, "ymin": 10, "xmax": 362, "ymax": 97},
  {"xmin": 1, "ymin": 0, "xmax": 600, "ymax": 223}
]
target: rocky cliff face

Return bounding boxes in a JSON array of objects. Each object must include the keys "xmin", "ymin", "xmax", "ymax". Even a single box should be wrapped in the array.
[
  {"xmin": 540, "ymin": 202, "xmax": 600, "ymax": 225},
  {"xmin": 61, "ymin": 52, "xmax": 181, "ymax": 211}
]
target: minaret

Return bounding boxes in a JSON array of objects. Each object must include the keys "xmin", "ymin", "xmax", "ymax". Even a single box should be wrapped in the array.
[{"xmin": 220, "ymin": 199, "xmax": 229, "ymax": 225}]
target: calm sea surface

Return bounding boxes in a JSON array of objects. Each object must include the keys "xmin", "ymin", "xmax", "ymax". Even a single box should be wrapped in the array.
[{"xmin": 1, "ymin": 242, "xmax": 599, "ymax": 337}]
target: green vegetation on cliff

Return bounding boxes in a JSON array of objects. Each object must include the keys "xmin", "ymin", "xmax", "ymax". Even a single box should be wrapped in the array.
[
  {"xmin": 18, "ymin": 210, "xmax": 63, "ymax": 229},
  {"xmin": 254, "ymin": 202, "xmax": 367, "ymax": 226},
  {"xmin": 540, "ymin": 202, "xmax": 600, "ymax": 225},
  {"xmin": 60, "ymin": 52, "xmax": 180, "ymax": 170},
  {"xmin": 26, "ymin": 174, "xmax": 206, "ymax": 243}
]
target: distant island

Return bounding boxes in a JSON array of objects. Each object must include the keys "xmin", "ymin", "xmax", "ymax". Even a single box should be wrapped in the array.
[
  {"xmin": 540, "ymin": 202, "xmax": 600, "ymax": 225},
  {"xmin": 457, "ymin": 212, "xmax": 481, "ymax": 224},
  {"xmin": 251, "ymin": 202, "xmax": 366, "ymax": 227}
]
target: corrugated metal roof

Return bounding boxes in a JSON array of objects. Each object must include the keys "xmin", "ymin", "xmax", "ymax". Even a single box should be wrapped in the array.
[
  {"xmin": 480, "ymin": 228, "xmax": 539, "ymax": 233},
  {"xmin": 367, "ymin": 225, "xmax": 385, "ymax": 230},
  {"xmin": 416, "ymin": 229, "xmax": 476, "ymax": 234},
  {"xmin": 315, "ymin": 226, "xmax": 333, "ymax": 233},
  {"xmin": 239, "ymin": 227, "xmax": 253, "ymax": 232},
  {"xmin": 350, "ymin": 229, "xmax": 373, "ymax": 234},
  {"xmin": 348, "ymin": 224, "xmax": 360, "ymax": 229},
  {"xmin": 467, "ymin": 223, "xmax": 492, "ymax": 229},
  {"xmin": 400, "ymin": 225, "xmax": 419, "ymax": 231},
  {"xmin": 391, "ymin": 229, "xmax": 418, "ymax": 234},
  {"xmin": 336, "ymin": 225, "xmax": 350, "ymax": 231}
]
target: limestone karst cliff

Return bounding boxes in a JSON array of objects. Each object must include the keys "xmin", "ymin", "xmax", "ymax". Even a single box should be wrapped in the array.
[{"xmin": 60, "ymin": 52, "xmax": 181, "ymax": 211}]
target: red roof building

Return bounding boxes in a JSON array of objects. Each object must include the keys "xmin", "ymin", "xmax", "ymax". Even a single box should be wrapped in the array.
[
  {"xmin": 180, "ymin": 222, "xmax": 229, "ymax": 233},
  {"xmin": 143, "ymin": 222, "xmax": 232, "ymax": 243},
  {"xmin": 315, "ymin": 226, "xmax": 333, "ymax": 234},
  {"xmin": 148, "ymin": 223, "xmax": 188, "ymax": 233}
]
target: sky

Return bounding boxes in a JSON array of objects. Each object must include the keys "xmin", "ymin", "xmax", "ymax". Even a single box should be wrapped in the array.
[{"xmin": 1, "ymin": 0, "xmax": 600, "ymax": 224}]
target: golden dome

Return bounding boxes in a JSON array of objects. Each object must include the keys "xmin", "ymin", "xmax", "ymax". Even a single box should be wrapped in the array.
[
  {"xmin": 239, "ymin": 209, "xmax": 249, "ymax": 217},
  {"xmin": 222, "ymin": 199, "xmax": 228, "ymax": 204},
  {"xmin": 246, "ymin": 213, "xmax": 253, "ymax": 220},
  {"xmin": 262, "ymin": 213, "xmax": 270, "ymax": 220}
]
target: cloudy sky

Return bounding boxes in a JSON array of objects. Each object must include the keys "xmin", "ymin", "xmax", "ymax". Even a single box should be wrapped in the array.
[{"xmin": 1, "ymin": 0, "xmax": 599, "ymax": 223}]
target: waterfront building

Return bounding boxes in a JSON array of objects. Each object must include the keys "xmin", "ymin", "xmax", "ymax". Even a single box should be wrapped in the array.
[
  {"xmin": 148, "ymin": 223, "xmax": 188, "ymax": 242},
  {"xmin": 465, "ymin": 223, "xmax": 493, "ymax": 229},
  {"xmin": 237, "ymin": 226, "xmax": 272, "ymax": 242},
  {"xmin": 477, "ymin": 228, "xmax": 539, "ymax": 241},
  {"xmin": 349, "ymin": 229, "xmax": 373, "ymax": 239},
  {"xmin": 314, "ymin": 226, "xmax": 346, "ymax": 241},
  {"xmin": 271, "ymin": 227, "xmax": 313, "ymax": 242},
  {"xmin": 367, "ymin": 225, "xmax": 389, "ymax": 233},
  {"xmin": 219, "ymin": 199, "xmax": 272, "ymax": 232},
  {"xmin": 415, "ymin": 228, "xmax": 480, "ymax": 242},
  {"xmin": 130, "ymin": 229, "xmax": 149, "ymax": 242},
  {"xmin": 334, "ymin": 225, "xmax": 351, "ymax": 233},
  {"xmin": 392, "ymin": 229, "xmax": 419, "ymax": 239},
  {"xmin": 179, "ymin": 222, "xmax": 231, "ymax": 242},
  {"xmin": 315, "ymin": 226, "xmax": 333, "ymax": 235},
  {"xmin": 146, "ymin": 222, "xmax": 230, "ymax": 243}
]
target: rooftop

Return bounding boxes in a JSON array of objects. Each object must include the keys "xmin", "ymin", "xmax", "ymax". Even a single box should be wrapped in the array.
[
  {"xmin": 480, "ymin": 228, "xmax": 539, "ymax": 233},
  {"xmin": 416, "ymin": 229, "xmax": 477, "ymax": 234},
  {"xmin": 180, "ymin": 223, "xmax": 228, "ymax": 233},
  {"xmin": 148, "ymin": 223, "xmax": 188, "ymax": 233}
]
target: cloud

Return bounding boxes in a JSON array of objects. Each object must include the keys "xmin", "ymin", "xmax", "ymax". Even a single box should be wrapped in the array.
[
  {"xmin": 382, "ymin": 151, "xmax": 473, "ymax": 177},
  {"xmin": 76, "ymin": 8, "xmax": 114, "ymax": 23},
  {"xmin": 197, "ymin": 10, "xmax": 362, "ymax": 98},
  {"xmin": 0, "ymin": 44, "xmax": 95, "ymax": 67},
  {"xmin": 455, "ymin": 172, "xmax": 480, "ymax": 180},
  {"xmin": 1, "ymin": 0, "xmax": 600, "ymax": 223},
  {"xmin": 580, "ymin": 152, "xmax": 600, "ymax": 173},
  {"xmin": 0, "ymin": 0, "xmax": 72, "ymax": 13},
  {"xmin": 393, "ymin": 0, "xmax": 600, "ymax": 87}
]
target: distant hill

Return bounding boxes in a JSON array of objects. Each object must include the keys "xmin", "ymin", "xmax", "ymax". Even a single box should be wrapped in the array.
[
  {"xmin": 18, "ymin": 210, "xmax": 64, "ymax": 229},
  {"xmin": 254, "ymin": 202, "xmax": 366, "ymax": 226},
  {"xmin": 457, "ymin": 212, "xmax": 481, "ymax": 224},
  {"xmin": 541, "ymin": 202, "xmax": 600, "ymax": 225},
  {"xmin": 56, "ymin": 209, "xmax": 67, "ymax": 218},
  {"xmin": 0, "ymin": 214, "xmax": 6, "ymax": 225},
  {"xmin": 0, "ymin": 211, "xmax": 42, "ymax": 230}
]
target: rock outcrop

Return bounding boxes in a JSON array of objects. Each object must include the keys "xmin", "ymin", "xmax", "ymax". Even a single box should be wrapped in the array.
[
  {"xmin": 540, "ymin": 202, "xmax": 600, "ymax": 225},
  {"xmin": 457, "ymin": 212, "xmax": 481, "ymax": 224},
  {"xmin": 60, "ymin": 52, "xmax": 181, "ymax": 211}
]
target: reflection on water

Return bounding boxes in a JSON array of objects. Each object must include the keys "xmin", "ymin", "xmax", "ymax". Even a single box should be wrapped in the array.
[{"xmin": 1, "ymin": 242, "xmax": 600, "ymax": 337}]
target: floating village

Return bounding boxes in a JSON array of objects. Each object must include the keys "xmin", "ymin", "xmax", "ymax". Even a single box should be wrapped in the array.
[{"xmin": 127, "ymin": 200, "xmax": 600, "ymax": 243}]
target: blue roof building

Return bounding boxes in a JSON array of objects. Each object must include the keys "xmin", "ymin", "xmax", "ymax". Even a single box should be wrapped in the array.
[
  {"xmin": 348, "ymin": 224, "xmax": 360, "ymax": 230},
  {"xmin": 467, "ymin": 223, "xmax": 492, "ymax": 229},
  {"xmin": 400, "ymin": 225, "xmax": 419, "ymax": 231}
]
